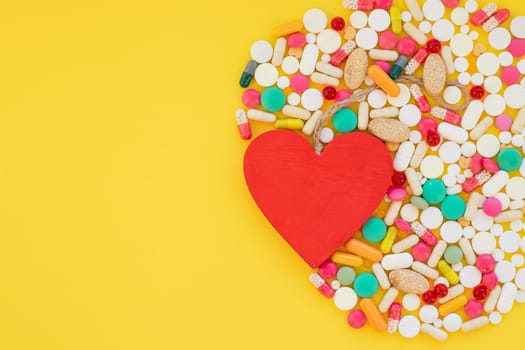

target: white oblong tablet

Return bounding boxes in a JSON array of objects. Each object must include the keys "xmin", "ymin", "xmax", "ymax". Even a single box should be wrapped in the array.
[
  {"xmin": 450, "ymin": 33, "xmax": 473, "ymax": 57},
  {"xmin": 301, "ymin": 88, "xmax": 324, "ymax": 111},
  {"xmin": 484, "ymin": 94, "xmax": 506, "ymax": 117},
  {"xmin": 317, "ymin": 29, "xmax": 342, "ymax": 54},
  {"xmin": 387, "ymin": 84, "xmax": 410, "ymax": 107},
  {"xmin": 440, "ymin": 221, "xmax": 463, "ymax": 243},
  {"xmin": 504, "ymin": 84, "xmax": 525, "ymax": 109},
  {"xmin": 381, "ymin": 253, "xmax": 413, "ymax": 270},
  {"xmin": 477, "ymin": 53, "xmax": 499, "ymax": 76},
  {"xmin": 333, "ymin": 287, "xmax": 358, "ymax": 310},
  {"xmin": 432, "ymin": 19, "xmax": 454, "ymax": 42},
  {"xmin": 438, "ymin": 122, "xmax": 468, "ymax": 144},
  {"xmin": 461, "ymin": 100, "xmax": 484, "ymax": 130},
  {"xmin": 303, "ymin": 8, "xmax": 328, "ymax": 33},
  {"xmin": 439, "ymin": 142, "xmax": 461, "ymax": 164},
  {"xmin": 500, "ymin": 231, "xmax": 521, "ymax": 253},
  {"xmin": 507, "ymin": 177, "xmax": 525, "ymax": 200},
  {"xmin": 476, "ymin": 134, "xmax": 500, "ymax": 158},
  {"xmin": 399, "ymin": 315, "xmax": 421, "ymax": 338},
  {"xmin": 495, "ymin": 261, "xmax": 516, "ymax": 283},
  {"xmin": 421, "ymin": 207, "xmax": 443, "ymax": 229},
  {"xmin": 356, "ymin": 28, "xmax": 378, "ymax": 50},
  {"xmin": 472, "ymin": 231, "xmax": 497, "ymax": 254},
  {"xmin": 511, "ymin": 16, "xmax": 525, "ymax": 39},
  {"xmin": 250, "ymin": 40, "xmax": 273, "ymax": 63},
  {"xmin": 399, "ymin": 104, "xmax": 421, "ymax": 127},
  {"xmin": 420, "ymin": 155, "xmax": 444, "ymax": 179},
  {"xmin": 254, "ymin": 63, "xmax": 278, "ymax": 87},
  {"xmin": 489, "ymin": 27, "xmax": 511, "ymax": 50},
  {"xmin": 299, "ymin": 44, "xmax": 319, "ymax": 76},
  {"xmin": 459, "ymin": 265, "xmax": 482, "ymax": 288},
  {"xmin": 368, "ymin": 9, "xmax": 390, "ymax": 32},
  {"xmin": 515, "ymin": 268, "xmax": 525, "ymax": 289}
]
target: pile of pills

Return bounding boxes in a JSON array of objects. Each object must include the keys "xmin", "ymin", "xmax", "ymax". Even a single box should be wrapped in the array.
[{"xmin": 236, "ymin": 0, "xmax": 525, "ymax": 341}]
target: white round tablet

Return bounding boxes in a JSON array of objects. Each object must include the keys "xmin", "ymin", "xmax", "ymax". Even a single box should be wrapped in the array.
[
  {"xmin": 453, "ymin": 262, "xmax": 463, "ymax": 272},
  {"xmin": 399, "ymin": 316, "xmax": 421, "ymax": 338},
  {"xmin": 439, "ymin": 142, "xmax": 461, "ymax": 164},
  {"xmin": 422, "ymin": 0, "xmax": 444, "ymax": 21},
  {"xmin": 419, "ymin": 21, "xmax": 432, "ymax": 34},
  {"xmin": 277, "ymin": 76, "xmax": 290, "ymax": 89},
  {"xmin": 500, "ymin": 231, "xmax": 521, "ymax": 253},
  {"xmin": 458, "ymin": 72, "xmax": 471, "ymax": 85},
  {"xmin": 421, "ymin": 207, "xmax": 443, "ymax": 229},
  {"xmin": 477, "ymin": 53, "xmax": 500, "ymax": 76},
  {"xmin": 465, "ymin": 0, "xmax": 478, "ymax": 13},
  {"xmin": 401, "ymin": 11, "xmax": 412, "ymax": 22},
  {"xmin": 511, "ymin": 16, "xmax": 525, "ymax": 39},
  {"xmin": 460, "ymin": 25, "xmax": 470, "ymax": 34},
  {"xmin": 281, "ymin": 56, "xmax": 300, "ymax": 74},
  {"xmin": 470, "ymin": 31, "xmax": 479, "ymax": 40},
  {"xmin": 495, "ymin": 261, "xmax": 516, "ymax": 283},
  {"xmin": 515, "ymin": 268, "xmax": 525, "ymax": 289},
  {"xmin": 506, "ymin": 177, "xmax": 525, "ymax": 200},
  {"xmin": 450, "ymin": 34, "xmax": 473, "ymax": 57},
  {"xmin": 403, "ymin": 293, "xmax": 421, "ymax": 311},
  {"xmin": 504, "ymin": 84, "xmax": 525, "ymax": 109},
  {"xmin": 471, "ymin": 72, "xmax": 485, "ymax": 86},
  {"xmin": 477, "ymin": 134, "xmax": 501, "ymax": 157},
  {"xmin": 472, "ymin": 231, "xmax": 497, "ymax": 254},
  {"xmin": 387, "ymin": 84, "xmax": 410, "ymax": 107},
  {"xmin": 287, "ymin": 93, "xmax": 301, "ymax": 106},
  {"xmin": 433, "ymin": 319, "xmax": 443, "ymax": 328},
  {"xmin": 350, "ymin": 11, "xmax": 368, "ymax": 29},
  {"xmin": 512, "ymin": 135, "xmax": 525, "ymax": 147},
  {"xmin": 306, "ymin": 33, "xmax": 317, "ymax": 44},
  {"xmin": 489, "ymin": 311, "xmax": 503, "ymax": 324},
  {"xmin": 254, "ymin": 63, "xmax": 279, "ymax": 87},
  {"xmin": 499, "ymin": 52, "xmax": 514, "ymax": 67},
  {"xmin": 435, "ymin": 277, "xmax": 450, "ymax": 287},
  {"xmin": 331, "ymin": 280, "xmax": 341, "ymax": 290},
  {"xmin": 303, "ymin": 8, "xmax": 328, "ymax": 33},
  {"xmin": 491, "ymin": 224, "xmax": 504, "ymax": 236},
  {"xmin": 333, "ymin": 287, "xmax": 357, "ymax": 310},
  {"xmin": 440, "ymin": 221, "xmax": 463, "ymax": 243},
  {"xmin": 443, "ymin": 313, "xmax": 462, "ymax": 332},
  {"xmin": 512, "ymin": 254, "xmax": 524, "ymax": 267},
  {"xmin": 356, "ymin": 28, "xmax": 378, "ymax": 50},
  {"xmin": 368, "ymin": 9, "xmax": 390, "ymax": 32},
  {"xmin": 317, "ymin": 29, "xmax": 342, "ymax": 54},
  {"xmin": 459, "ymin": 265, "xmax": 482, "ymax": 288},
  {"xmin": 463, "ymin": 226, "xmax": 476, "ymax": 239},
  {"xmin": 489, "ymin": 27, "xmax": 511, "ymax": 50},
  {"xmin": 250, "ymin": 40, "xmax": 273, "ymax": 63},
  {"xmin": 461, "ymin": 142, "xmax": 476, "ymax": 157},
  {"xmin": 432, "ymin": 19, "xmax": 455, "ymax": 42},
  {"xmin": 443, "ymin": 174, "xmax": 457, "ymax": 187},
  {"xmin": 454, "ymin": 57, "xmax": 469, "ymax": 73},
  {"xmin": 367, "ymin": 89, "xmax": 387, "ymax": 108},
  {"xmin": 420, "ymin": 305, "xmax": 439, "ymax": 324},
  {"xmin": 444, "ymin": 86, "xmax": 462, "ymax": 104},
  {"xmin": 484, "ymin": 94, "xmax": 506, "ymax": 116},
  {"xmin": 301, "ymin": 88, "xmax": 324, "ymax": 111},
  {"xmin": 510, "ymin": 220, "xmax": 523, "ymax": 231},
  {"xmin": 399, "ymin": 104, "xmax": 421, "ymax": 127},
  {"xmin": 519, "ymin": 60, "xmax": 525, "ymax": 74},
  {"xmin": 319, "ymin": 127, "xmax": 334, "ymax": 143},
  {"xmin": 484, "ymin": 75, "xmax": 502, "ymax": 93},
  {"xmin": 409, "ymin": 130, "xmax": 422, "ymax": 144},
  {"xmin": 448, "ymin": 164, "xmax": 461, "ymax": 176},
  {"xmin": 451, "ymin": 7, "xmax": 469, "ymax": 26},
  {"xmin": 420, "ymin": 155, "xmax": 444, "ymax": 179},
  {"xmin": 517, "ymin": 290, "xmax": 525, "ymax": 303},
  {"xmin": 321, "ymin": 54, "xmax": 330, "ymax": 63},
  {"xmin": 401, "ymin": 203, "xmax": 420, "ymax": 222}
]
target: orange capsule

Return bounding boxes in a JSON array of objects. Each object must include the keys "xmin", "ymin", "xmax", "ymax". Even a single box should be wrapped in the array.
[
  {"xmin": 368, "ymin": 65, "xmax": 400, "ymax": 97},
  {"xmin": 331, "ymin": 252, "xmax": 364, "ymax": 267},
  {"xmin": 360, "ymin": 298, "xmax": 387, "ymax": 332},
  {"xmin": 345, "ymin": 239, "xmax": 383, "ymax": 263}
]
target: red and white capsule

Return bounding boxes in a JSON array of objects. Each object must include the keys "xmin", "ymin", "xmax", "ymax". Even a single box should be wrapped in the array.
[
  {"xmin": 342, "ymin": 0, "xmax": 375, "ymax": 11},
  {"xmin": 411, "ymin": 222, "xmax": 438, "ymax": 246},
  {"xmin": 471, "ymin": 2, "xmax": 497, "ymax": 26},
  {"xmin": 409, "ymin": 84, "xmax": 431, "ymax": 113},
  {"xmin": 387, "ymin": 302, "xmax": 402, "ymax": 333},
  {"xmin": 309, "ymin": 272, "xmax": 335, "ymax": 298},
  {"xmin": 330, "ymin": 40, "xmax": 356, "ymax": 66},
  {"xmin": 483, "ymin": 8, "xmax": 510, "ymax": 32},
  {"xmin": 236, "ymin": 109, "xmax": 252, "ymax": 140},
  {"xmin": 431, "ymin": 107, "xmax": 462, "ymax": 125},
  {"xmin": 405, "ymin": 48, "xmax": 429, "ymax": 75},
  {"xmin": 462, "ymin": 170, "xmax": 492, "ymax": 192}
]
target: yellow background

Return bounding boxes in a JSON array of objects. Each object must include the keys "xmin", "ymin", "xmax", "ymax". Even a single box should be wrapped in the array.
[{"xmin": 0, "ymin": 0, "xmax": 523, "ymax": 348}]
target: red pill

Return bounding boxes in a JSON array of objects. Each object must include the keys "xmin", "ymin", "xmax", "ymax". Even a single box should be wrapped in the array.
[
  {"xmin": 426, "ymin": 130, "xmax": 441, "ymax": 147},
  {"xmin": 331, "ymin": 17, "xmax": 346, "ymax": 31},
  {"xmin": 375, "ymin": 0, "xmax": 393, "ymax": 9},
  {"xmin": 323, "ymin": 86, "xmax": 337, "ymax": 100},
  {"xmin": 398, "ymin": 36, "xmax": 417, "ymax": 56},
  {"xmin": 471, "ymin": 3, "xmax": 497, "ymax": 26},
  {"xmin": 473, "ymin": 285, "xmax": 489, "ymax": 300},
  {"xmin": 470, "ymin": 85, "xmax": 485, "ymax": 100},
  {"xmin": 392, "ymin": 171, "xmax": 407, "ymax": 186},
  {"xmin": 442, "ymin": 0, "xmax": 460, "ymax": 8},
  {"xmin": 422, "ymin": 290, "xmax": 436, "ymax": 304},
  {"xmin": 434, "ymin": 283, "xmax": 449, "ymax": 298},
  {"xmin": 426, "ymin": 38, "xmax": 442, "ymax": 53},
  {"xmin": 418, "ymin": 117, "xmax": 438, "ymax": 137}
]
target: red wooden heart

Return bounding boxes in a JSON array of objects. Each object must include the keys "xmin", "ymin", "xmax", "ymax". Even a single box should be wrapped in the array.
[{"xmin": 244, "ymin": 130, "xmax": 393, "ymax": 268}]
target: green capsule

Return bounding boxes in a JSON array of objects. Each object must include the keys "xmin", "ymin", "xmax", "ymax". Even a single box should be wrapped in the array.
[
  {"xmin": 389, "ymin": 55, "xmax": 408, "ymax": 80},
  {"xmin": 240, "ymin": 60, "xmax": 257, "ymax": 88}
]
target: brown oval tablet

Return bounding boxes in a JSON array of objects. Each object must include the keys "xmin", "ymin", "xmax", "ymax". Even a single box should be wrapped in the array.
[
  {"xmin": 344, "ymin": 48, "xmax": 368, "ymax": 90},
  {"xmin": 389, "ymin": 269, "xmax": 430, "ymax": 294},
  {"xmin": 423, "ymin": 53, "xmax": 446, "ymax": 96},
  {"xmin": 368, "ymin": 118, "xmax": 410, "ymax": 143}
]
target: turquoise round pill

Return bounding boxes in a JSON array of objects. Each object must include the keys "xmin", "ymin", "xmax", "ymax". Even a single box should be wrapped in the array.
[
  {"xmin": 422, "ymin": 179, "xmax": 447, "ymax": 204},
  {"xmin": 353, "ymin": 273, "xmax": 379, "ymax": 298},
  {"xmin": 362, "ymin": 217, "xmax": 387, "ymax": 243},
  {"xmin": 497, "ymin": 148, "xmax": 523, "ymax": 172},
  {"xmin": 333, "ymin": 108, "xmax": 357, "ymax": 133},
  {"xmin": 444, "ymin": 246, "xmax": 463, "ymax": 265},
  {"xmin": 336, "ymin": 266, "xmax": 356, "ymax": 286},
  {"xmin": 441, "ymin": 195, "xmax": 466, "ymax": 220},
  {"xmin": 260, "ymin": 87, "xmax": 285, "ymax": 112}
]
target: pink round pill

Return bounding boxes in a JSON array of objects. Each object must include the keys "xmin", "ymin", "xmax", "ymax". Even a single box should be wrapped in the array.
[
  {"xmin": 318, "ymin": 260, "xmax": 338, "ymax": 279},
  {"xmin": 290, "ymin": 74, "xmax": 309, "ymax": 93},
  {"xmin": 482, "ymin": 272, "xmax": 499, "ymax": 290},
  {"xmin": 418, "ymin": 117, "xmax": 438, "ymax": 137},
  {"xmin": 394, "ymin": 218, "xmax": 411, "ymax": 233},
  {"xmin": 374, "ymin": 0, "xmax": 393, "ymax": 9},
  {"xmin": 347, "ymin": 310, "xmax": 367, "ymax": 328},
  {"xmin": 495, "ymin": 114, "xmax": 513, "ymax": 131},
  {"xmin": 398, "ymin": 37, "xmax": 417, "ymax": 56},
  {"xmin": 375, "ymin": 60, "xmax": 391, "ymax": 73},
  {"xmin": 464, "ymin": 300, "xmax": 484, "ymax": 318},
  {"xmin": 379, "ymin": 31, "xmax": 398, "ymax": 50},
  {"xmin": 483, "ymin": 197, "xmax": 502, "ymax": 217},
  {"xmin": 335, "ymin": 89, "xmax": 352, "ymax": 101},
  {"xmin": 412, "ymin": 243, "xmax": 432, "ymax": 262},
  {"xmin": 387, "ymin": 185, "xmax": 406, "ymax": 201},
  {"xmin": 476, "ymin": 254, "xmax": 496, "ymax": 273},
  {"xmin": 242, "ymin": 89, "xmax": 261, "ymax": 108},
  {"xmin": 288, "ymin": 32, "xmax": 306, "ymax": 48},
  {"xmin": 509, "ymin": 38, "xmax": 525, "ymax": 57},
  {"xmin": 501, "ymin": 66, "xmax": 521, "ymax": 85},
  {"xmin": 441, "ymin": 0, "xmax": 460, "ymax": 7}
]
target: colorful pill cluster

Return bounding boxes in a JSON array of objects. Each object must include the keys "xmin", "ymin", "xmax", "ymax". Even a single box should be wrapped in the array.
[{"xmin": 236, "ymin": 0, "xmax": 525, "ymax": 341}]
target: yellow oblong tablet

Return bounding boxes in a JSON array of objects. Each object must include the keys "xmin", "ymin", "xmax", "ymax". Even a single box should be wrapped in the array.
[
  {"xmin": 274, "ymin": 119, "xmax": 304, "ymax": 130},
  {"xmin": 439, "ymin": 295, "xmax": 467, "ymax": 316}
]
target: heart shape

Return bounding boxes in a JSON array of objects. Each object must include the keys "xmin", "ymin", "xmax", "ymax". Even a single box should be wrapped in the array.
[{"xmin": 244, "ymin": 130, "xmax": 393, "ymax": 267}]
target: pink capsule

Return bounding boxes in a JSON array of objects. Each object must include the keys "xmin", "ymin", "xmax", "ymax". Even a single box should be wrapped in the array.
[
  {"xmin": 387, "ymin": 302, "xmax": 402, "ymax": 333},
  {"xmin": 309, "ymin": 272, "xmax": 335, "ymax": 298},
  {"xmin": 343, "ymin": 0, "xmax": 375, "ymax": 11},
  {"xmin": 411, "ymin": 222, "xmax": 438, "ymax": 247},
  {"xmin": 395, "ymin": 218, "xmax": 412, "ymax": 233},
  {"xmin": 405, "ymin": 48, "xmax": 429, "ymax": 75},
  {"xmin": 483, "ymin": 158, "xmax": 500, "ymax": 174},
  {"xmin": 470, "ymin": 154, "xmax": 483, "ymax": 175},
  {"xmin": 236, "ymin": 109, "xmax": 252, "ymax": 140},
  {"xmin": 330, "ymin": 40, "xmax": 356, "ymax": 66},
  {"xmin": 483, "ymin": 8, "xmax": 510, "ymax": 32},
  {"xmin": 430, "ymin": 107, "xmax": 462, "ymax": 125},
  {"xmin": 409, "ymin": 84, "xmax": 431, "ymax": 113},
  {"xmin": 462, "ymin": 170, "xmax": 491, "ymax": 192},
  {"xmin": 470, "ymin": 2, "xmax": 497, "ymax": 26},
  {"xmin": 387, "ymin": 186, "xmax": 406, "ymax": 201}
]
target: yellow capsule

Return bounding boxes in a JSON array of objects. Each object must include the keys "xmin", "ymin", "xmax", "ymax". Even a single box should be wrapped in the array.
[
  {"xmin": 438, "ymin": 295, "xmax": 467, "ymax": 316},
  {"xmin": 274, "ymin": 119, "xmax": 304, "ymax": 130},
  {"xmin": 438, "ymin": 260, "xmax": 459, "ymax": 285},
  {"xmin": 331, "ymin": 252, "xmax": 364, "ymax": 267},
  {"xmin": 272, "ymin": 21, "xmax": 303, "ymax": 37},
  {"xmin": 390, "ymin": 7, "xmax": 402, "ymax": 34},
  {"xmin": 380, "ymin": 226, "xmax": 397, "ymax": 254}
]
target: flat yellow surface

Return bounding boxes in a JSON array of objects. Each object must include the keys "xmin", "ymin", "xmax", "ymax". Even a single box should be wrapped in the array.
[{"xmin": 0, "ymin": 0, "xmax": 524, "ymax": 349}]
